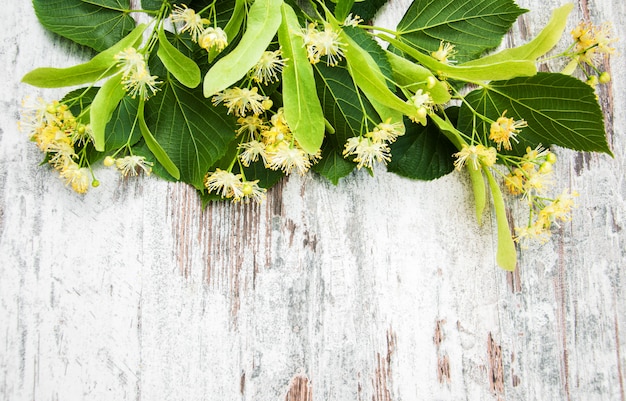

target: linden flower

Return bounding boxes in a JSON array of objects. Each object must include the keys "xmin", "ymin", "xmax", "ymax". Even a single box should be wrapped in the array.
[
  {"xmin": 114, "ymin": 47, "xmax": 146, "ymax": 77},
  {"xmin": 33, "ymin": 124, "xmax": 68, "ymax": 152},
  {"xmin": 523, "ymin": 145, "xmax": 552, "ymax": 163},
  {"xmin": 170, "ymin": 4, "xmax": 204, "ymax": 42},
  {"xmin": 489, "ymin": 110, "xmax": 527, "ymax": 151},
  {"xmin": 122, "ymin": 69, "xmax": 161, "ymax": 99},
  {"xmin": 251, "ymin": 50, "xmax": 286, "ymax": 85},
  {"xmin": 18, "ymin": 97, "xmax": 48, "ymax": 135},
  {"xmin": 60, "ymin": 162, "xmax": 91, "ymax": 194},
  {"xmin": 239, "ymin": 180, "xmax": 267, "ymax": 203},
  {"xmin": 70, "ymin": 123, "xmax": 93, "ymax": 146},
  {"xmin": 198, "ymin": 27, "xmax": 228, "ymax": 52},
  {"xmin": 343, "ymin": 136, "xmax": 391, "ymax": 169},
  {"xmin": 47, "ymin": 140, "xmax": 77, "ymax": 169},
  {"xmin": 367, "ymin": 119, "xmax": 404, "ymax": 143},
  {"xmin": 540, "ymin": 190, "xmax": 579, "ymax": 223},
  {"xmin": 115, "ymin": 48, "xmax": 161, "ymax": 99},
  {"xmin": 237, "ymin": 115, "xmax": 266, "ymax": 136},
  {"xmin": 343, "ymin": 14, "xmax": 363, "ymax": 27},
  {"xmin": 302, "ymin": 23, "xmax": 345, "ymax": 66},
  {"xmin": 431, "ymin": 41, "xmax": 457, "ymax": 64},
  {"xmin": 453, "ymin": 144, "xmax": 496, "ymax": 171},
  {"xmin": 238, "ymin": 140, "xmax": 268, "ymax": 167},
  {"xmin": 204, "ymin": 169, "xmax": 244, "ymax": 199},
  {"xmin": 504, "ymin": 168, "xmax": 525, "ymax": 195},
  {"xmin": 267, "ymin": 143, "xmax": 312, "ymax": 175},
  {"xmin": 408, "ymin": 89, "xmax": 433, "ymax": 125},
  {"xmin": 212, "ymin": 87, "xmax": 269, "ymax": 117},
  {"xmin": 515, "ymin": 218, "xmax": 551, "ymax": 245},
  {"xmin": 523, "ymin": 165, "xmax": 553, "ymax": 197},
  {"xmin": 114, "ymin": 155, "xmax": 153, "ymax": 177}
]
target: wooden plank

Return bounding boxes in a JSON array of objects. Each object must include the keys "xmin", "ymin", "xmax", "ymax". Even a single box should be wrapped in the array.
[{"xmin": 0, "ymin": 0, "xmax": 624, "ymax": 399}]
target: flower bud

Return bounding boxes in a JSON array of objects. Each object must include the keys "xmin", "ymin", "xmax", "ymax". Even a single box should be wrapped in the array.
[
  {"xmin": 599, "ymin": 72, "xmax": 611, "ymax": 84},
  {"xmin": 104, "ymin": 156, "xmax": 116, "ymax": 167}
]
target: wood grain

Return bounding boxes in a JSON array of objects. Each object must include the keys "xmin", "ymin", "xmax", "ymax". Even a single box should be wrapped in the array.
[{"xmin": 1, "ymin": 0, "xmax": 625, "ymax": 400}]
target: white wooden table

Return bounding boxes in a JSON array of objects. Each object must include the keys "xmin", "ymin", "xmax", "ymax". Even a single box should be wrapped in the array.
[{"xmin": 1, "ymin": 0, "xmax": 625, "ymax": 400}]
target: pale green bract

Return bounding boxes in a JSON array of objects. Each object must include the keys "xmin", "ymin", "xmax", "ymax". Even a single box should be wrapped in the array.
[{"xmin": 21, "ymin": 0, "xmax": 615, "ymax": 270}]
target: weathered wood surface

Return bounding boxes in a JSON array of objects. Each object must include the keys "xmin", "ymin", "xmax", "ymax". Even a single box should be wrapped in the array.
[{"xmin": 1, "ymin": 0, "xmax": 625, "ymax": 400}]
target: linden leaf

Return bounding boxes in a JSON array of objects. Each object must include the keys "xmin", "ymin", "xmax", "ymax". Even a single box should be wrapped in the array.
[
  {"xmin": 157, "ymin": 26, "xmax": 201, "ymax": 88},
  {"xmin": 90, "ymin": 74, "xmax": 127, "ymax": 152},
  {"xmin": 144, "ymin": 71, "xmax": 237, "ymax": 188},
  {"xmin": 314, "ymin": 63, "xmax": 379, "ymax": 143},
  {"xmin": 22, "ymin": 24, "xmax": 146, "ymax": 88},
  {"xmin": 141, "ymin": 0, "xmax": 164, "ymax": 10},
  {"xmin": 32, "ymin": 0, "xmax": 136, "ymax": 52},
  {"xmin": 278, "ymin": 3, "xmax": 325, "ymax": 154},
  {"xmin": 335, "ymin": 0, "xmax": 356, "ymax": 24},
  {"xmin": 457, "ymin": 73, "xmax": 611, "ymax": 155},
  {"xmin": 313, "ymin": 137, "xmax": 356, "ymax": 185},
  {"xmin": 395, "ymin": 0, "xmax": 527, "ymax": 63},
  {"xmin": 485, "ymin": 167, "xmax": 517, "ymax": 271},
  {"xmin": 387, "ymin": 118, "xmax": 457, "ymax": 181},
  {"xmin": 203, "ymin": 0, "xmax": 283, "ymax": 97},
  {"xmin": 462, "ymin": 3, "xmax": 574, "ymax": 66}
]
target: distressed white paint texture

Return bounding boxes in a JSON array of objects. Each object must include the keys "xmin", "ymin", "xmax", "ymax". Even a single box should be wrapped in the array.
[{"xmin": 1, "ymin": 0, "xmax": 625, "ymax": 400}]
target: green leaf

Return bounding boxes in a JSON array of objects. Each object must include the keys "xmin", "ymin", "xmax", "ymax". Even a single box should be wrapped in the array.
[
  {"xmin": 335, "ymin": 0, "xmax": 356, "ymax": 24},
  {"xmin": 90, "ymin": 74, "xmax": 127, "ymax": 151},
  {"xmin": 388, "ymin": 118, "xmax": 457, "ymax": 180},
  {"xmin": 314, "ymin": 63, "xmax": 379, "ymax": 142},
  {"xmin": 137, "ymin": 98, "xmax": 181, "ymax": 180},
  {"xmin": 32, "ymin": 0, "xmax": 136, "ymax": 52},
  {"xmin": 457, "ymin": 73, "xmax": 611, "ymax": 155},
  {"xmin": 241, "ymin": 160, "xmax": 285, "ymax": 190},
  {"xmin": 344, "ymin": 26, "xmax": 394, "ymax": 89},
  {"xmin": 342, "ymin": 32, "xmax": 417, "ymax": 117},
  {"xmin": 278, "ymin": 3, "xmax": 325, "ymax": 154},
  {"xmin": 203, "ymin": 0, "xmax": 283, "ymax": 97},
  {"xmin": 351, "ymin": 0, "xmax": 387, "ymax": 21},
  {"xmin": 104, "ymin": 96, "xmax": 142, "ymax": 151},
  {"xmin": 467, "ymin": 165, "xmax": 486, "ymax": 225},
  {"xmin": 145, "ymin": 75, "xmax": 238, "ymax": 188},
  {"xmin": 386, "ymin": 51, "xmax": 450, "ymax": 104},
  {"xmin": 395, "ymin": 0, "xmax": 527, "ymax": 63},
  {"xmin": 62, "ymin": 87, "xmax": 141, "ymax": 151},
  {"xmin": 313, "ymin": 136, "xmax": 355, "ymax": 184},
  {"xmin": 22, "ymin": 23, "xmax": 146, "ymax": 88},
  {"xmin": 381, "ymin": 34, "xmax": 536, "ymax": 82},
  {"xmin": 462, "ymin": 3, "xmax": 574, "ymax": 66},
  {"xmin": 142, "ymin": 0, "xmax": 164, "ymax": 10},
  {"xmin": 223, "ymin": 0, "xmax": 246, "ymax": 40},
  {"xmin": 157, "ymin": 26, "xmax": 201, "ymax": 88},
  {"xmin": 484, "ymin": 167, "xmax": 517, "ymax": 271}
]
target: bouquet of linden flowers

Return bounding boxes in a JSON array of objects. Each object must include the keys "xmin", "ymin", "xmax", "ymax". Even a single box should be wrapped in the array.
[{"xmin": 21, "ymin": 0, "xmax": 616, "ymax": 270}]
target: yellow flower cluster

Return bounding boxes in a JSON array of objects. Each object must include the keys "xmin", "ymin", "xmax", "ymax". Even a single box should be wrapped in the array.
[
  {"xmin": 114, "ymin": 47, "xmax": 160, "ymax": 99},
  {"xmin": 453, "ymin": 144, "xmax": 497, "ymax": 171},
  {"xmin": 500, "ymin": 146, "xmax": 578, "ymax": 244},
  {"xmin": 204, "ymin": 169, "xmax": 266, "ymax": 203},
  {"xmin": 170, "ymin": 5, "xmax": 227, "ymax": 53},
  {"xmin": 342, "ymin": 119, "xmax": 404, "ymax": 170},
  {"xmin": 19, "ymin": 98, "xmax": 93, "ymax": 194},
  {"xmin": 236, "ymin": 108, "xmax": 319, "ymax": 176},
  {"xmin": 489, "ymin": 110, "xmax": 527, "ymax": 151},
  {"xmin": 302, "ymin": 23, "xmax": 345, "ymax": 66},
  {"xmin": 104, "ymin": 155, "xmax": 153, "ymax": 177},
  {"xmin": 571, "ymin": 21, "xmax": 617, "ymax": 64}
]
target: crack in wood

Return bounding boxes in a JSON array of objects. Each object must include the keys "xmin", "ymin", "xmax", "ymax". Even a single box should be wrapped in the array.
[
  {"xmin": 487, "ymin": 332, "xmax": 505, "ymax": 396},
  {"xmin": 285, "ymin": 374, "xmax": 312, "ymax": 401},
  {"xmin": 373, "ymin": 327, "xmax": 396, "ymax": 401},
  {"xmin": 434, "ymin": 320, "xmax": 451, "ymax": 384}
]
